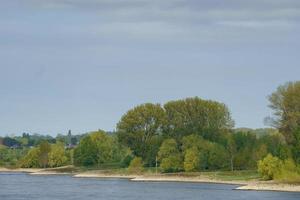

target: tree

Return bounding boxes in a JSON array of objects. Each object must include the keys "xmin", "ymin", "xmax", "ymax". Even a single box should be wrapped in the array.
[
  {"xmin": 21, "ymin": 148, "xmax": 40, "ymax": 168},
  {"xmin": 74, "ymin": 135, "xmax": 97, "ymax": 166},
  {"xmin": 268, "ymin": 81, "xmax": 300, "ymax": 162},
  {"xmin": 226, "ymin": 136, "xmax": 236, "ymax": 171},
  {"xmin": 74, "ymin": 131, "xmax": 129, "ymax": 167},
  {"xmin": 3, "ymin": 137, "xmax": 20, "ymax": 147},
  {"xmin": 258, "ymin": 154, "xmax": 282, "ymax": 180},
  {"xmin": 158, "ymin": 139, "xmax": 182, "ymax": 172},
  {"xmin": 207, "ymin": 143, "xmax": 227, "ymax": 170},
  {"xmin": 164, "ymin": 97, "xmax": 234, "ymax": 142},
  {"xmin": 184, "ymin": 148, "xmax": 199, "ymax": 172},
  {"xmin": 48, "ymin": 143, "xmax": 67, "ymax": 167},
  {"xmin": 128, "ymin": 157, "xmax": 143, "ymax": 174},
  {"xmin": 90, "ymin": 131, "xmax": 114, "ymax": 165},
  {"xmin": 39, "ymin": 140, "xmax": 51, "ymax": 168},
  {"xmin": 117, "ymin": 103, "xmax": 166, "ymax": 165}
]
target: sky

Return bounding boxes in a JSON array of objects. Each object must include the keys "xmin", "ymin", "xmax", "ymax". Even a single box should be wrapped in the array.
[{"xmin": 1, "ymin": 0, "xmax": 300, "ymax": 136}]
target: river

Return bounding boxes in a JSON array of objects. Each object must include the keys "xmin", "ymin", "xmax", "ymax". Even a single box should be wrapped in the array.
[{"xmin": 0, "ymin": 172, "xmax": 300, "ymax": 200}]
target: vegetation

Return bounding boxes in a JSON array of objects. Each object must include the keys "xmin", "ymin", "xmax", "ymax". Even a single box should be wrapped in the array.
[
  {"xmin": 1, "ymin": 81, "xmax": 300, "ymax": 184},
  {"xmin": 128, "ymin": 157, "xmax": 143, "ymax": 174}
]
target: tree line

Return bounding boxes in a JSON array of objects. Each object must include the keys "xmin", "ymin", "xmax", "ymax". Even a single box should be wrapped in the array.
[{"xmin": 1, "ymin": 81, "xmax": 299, "ymax": 180}]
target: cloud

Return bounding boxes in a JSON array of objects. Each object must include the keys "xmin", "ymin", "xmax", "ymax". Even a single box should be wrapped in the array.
[{"xmin": 1, "ymin": 0, "xmax": 299, "ymax": 46}]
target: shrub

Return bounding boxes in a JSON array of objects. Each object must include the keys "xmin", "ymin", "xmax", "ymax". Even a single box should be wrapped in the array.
[
  {"xmin": 274, "ymin": 159, "xmax": 300, "ymax": 183},
  {"xmin": 184, "ymin": 148, "xmax": 199, "ymax": 172},
  {"xmin": 20, "ymin": 148, "xmax": 41, "ymax": 168},
  {"xmin": 160, "ymin": 155, "xmax": 182, "ymax": 172},
  {"xmin": 121, "ymin": 154, "xmax": 134, "ymax": 168},
  {"xmin": 128, "ymin": 157, "xmax": 143, "ymax": 174},
  {"xmin": 158, "ymin": 139, "xmax": 183, "ymax": 172},
  {"xmin": 257, "ymin": 154, "xmax": 282, "ymax": 180}
]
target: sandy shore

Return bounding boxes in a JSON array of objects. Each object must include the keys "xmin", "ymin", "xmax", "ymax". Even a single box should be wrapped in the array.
[
  {"xmin": 0, "ymin": 167, "xmax": 43, "ymax": 173},
  {"xmin": 236, "ymin": 182, "xmax": 300, "ymax": 192},
  {"xmin": 1, "ymin": 168, "xmax": 299, "ymax": 192},
  {"xmin": 72, "ymin": 172, "xmax": 300, "ymax": 192},
  {"xmin": 0, "ymin": 167, "xmax": 72, "ymax": 175}
]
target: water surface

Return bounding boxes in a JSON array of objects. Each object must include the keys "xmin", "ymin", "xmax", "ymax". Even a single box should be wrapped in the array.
[{"xmin": 1, "ymin": 172, "xmax": 300, "ymax": 200}]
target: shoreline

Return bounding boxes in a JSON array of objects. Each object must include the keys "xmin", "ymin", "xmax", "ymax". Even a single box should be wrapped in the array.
[{"xmin": 1, "ymin": 168, "xmax": 300, "ymax": 192}]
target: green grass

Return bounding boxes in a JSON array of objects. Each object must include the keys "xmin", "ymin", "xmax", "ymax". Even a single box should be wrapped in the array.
[{"xmin": 201, "ymin": 170, "xmax": 261, "ymax": 181}]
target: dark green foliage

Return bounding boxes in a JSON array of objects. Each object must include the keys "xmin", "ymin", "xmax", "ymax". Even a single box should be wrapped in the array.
[
  {"xmin": 121, "ymin": 154, "xmax": 134, "ymax": 168},
  {"xmin": 74, "ymin": 134, "xmax": 99, "ymax": 166},
  {"xmin": 2, "ymin": 137, "xmax": 20, "ymax": 147},
  {"xmin": 74, "ymin": 131, "xmax": 129, "ymax": 167}
]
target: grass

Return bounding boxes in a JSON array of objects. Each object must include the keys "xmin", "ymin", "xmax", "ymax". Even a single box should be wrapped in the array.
[{"xmin": 202, "ymin": 170, "xmax": 260, "ymax": 181}]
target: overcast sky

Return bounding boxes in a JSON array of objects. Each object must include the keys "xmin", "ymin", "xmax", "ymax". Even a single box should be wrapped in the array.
[{"xmin": 1, "ymin": 0, "xmax": 300, "ymax": 136}]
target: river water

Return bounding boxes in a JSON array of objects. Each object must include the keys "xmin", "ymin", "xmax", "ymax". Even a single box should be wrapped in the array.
[{"xmin": 0, "ymin": 172, "xmax": 300, "ymax": 200}]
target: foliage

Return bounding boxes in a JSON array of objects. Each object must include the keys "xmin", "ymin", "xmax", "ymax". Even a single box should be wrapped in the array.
[
  {"xmin": 182, "ymin": 134, "xmax": 228, "ymax": 171},
  {"xmin": 158, "ymin": 139, "xmax": 182, "ymax": 172},
  {"xmin": 20, "ymin": 148, "xmax": 40, "ymax": 168},
  {"xmin": 128, "ymin": 157, "xmax": 144, "ymax": 174},
  {"xmin": 21, "ymin": 141, "xmax": 67, "ymax": 168},
  {"xmin": 74, "ymin": 131, "xmax": 129, "ymax": 167},
  {"xmin": 164, "ymin": 97, "xmax": 234, "ymax": 142},
  {"xmin": 268, "ymin": 81, "xmax": 300, "ymax": 163},
  {"xmin": 274, "ymin": 158, "xmax": 300, "ymax": 183},
  {"xmin": 257, "ymin": 154, "xmax": 282, "ymax": 180},
  {"xmin": 39, "ymin": 140, "xmax": 51, "ymax": 168},
  {"xmin": 184, "ymin": 148, "xmax": 199, "ymax": 172},
  {"xmin": 48, "ymin": 143, "xmax": 68, "ymax": 167},
  {"xmin": 117, "ymin": 103, "xmax": 166, "ymax": 166}
]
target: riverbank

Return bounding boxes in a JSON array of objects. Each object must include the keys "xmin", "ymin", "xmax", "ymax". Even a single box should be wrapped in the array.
[
  {"xmin": 0, "ymin": 167, "xmax": 43, "ymax": 173},
  {"xmin": 1, "ymin": 167, "xmax": 300, "ymax": 192}
]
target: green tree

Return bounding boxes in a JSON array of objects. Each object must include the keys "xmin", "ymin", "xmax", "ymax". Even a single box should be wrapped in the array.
[
  {"xmin": 258, "ymin": 154, "xmax": 282, "ymax": 180},
  {"xmin": 164, "ymin": 97, "xmax": 234, "ymax": 142},
  {"xmin": 117, "ymin": 103, "xmax": 166, "ymax": 165},
  {"xmin": 158, "ymin": 139, "xmax": 182, "ymax": 172},
  {"xmin": 48, "ymin": 143, "xmax": 67, "ymax": 167},
  {"xmin": 128, "ymin": 157, "xmax": 143, "ymax": 174},
  {"xmin": 74, "ymin": 135, "xmax": 98, "ymax": 166},
  {"xmin": 207, "ymin": 143, "xmax": 227, "ymax": 170},
  {"xmin": 21, "ymin": 148, "xmax": 40, "ymax": 168},
  {"xmin": 39, "ymin": 140, "xmax": 51, "ymax": 168},
  {"xmin": 184, "ymin": 148, "xmax": 199, "ymax": 172},
  {"xmin": 74, "ymin": 131, "xmax": 129, "ymax": 167},
  {"xmin": 226, "ymin": 136, "xmax": 237, "ymax": 171},
  {"xmin": 268, "ymin": 81, "xmax": 300, "ymax": 162}
]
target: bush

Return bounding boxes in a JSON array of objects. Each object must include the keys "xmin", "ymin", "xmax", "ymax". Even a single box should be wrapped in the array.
[
  {"xmin": 128, "ymin": 157, "xmax": 143, "ymax": 174},
  {"xmin": 184, "ymin": 148, "xmax": 199, "ymax": 172},
  {"xmin": 20, "ymin": 148, "xmax": 41, "ymax": 168},
  {"xmin": 48, "ymin": 143, "xmax": 68, "ymax": 168},
  {"xmin": 257, "ymin": 154, "xmax": 282, "ymax": 180},
  {"xmin": 274, "ymin": 159, "xmax": 300, "ymax": 183},
  {"xmin": 121, "ymin": 155, "xmax": 134, "ymax": 168},
  {"xmin": 158, "ymin": 139, "xmax": 183, "ymax": 172},
  {"xmin": 160, "ymin": 155, "xmax": 183, "ymax": 172}
]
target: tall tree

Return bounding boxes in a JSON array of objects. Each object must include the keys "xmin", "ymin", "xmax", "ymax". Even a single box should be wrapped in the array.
[
  {"xmin": 164, "ymin": 97, "xmax": 234, "ymax": 142},
  {"xmin": 117, "ymin": 103, "xmax": 166, "ymax": 165},
  {"xmin": 268, "ymin": 81, "xmax": 300, "ymax": 144},
  {"xmin": 268, "ymin": 81, "xmax": 300, "ymax": 162}
]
